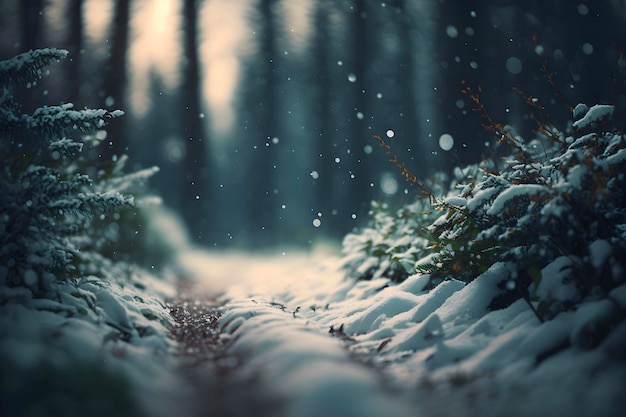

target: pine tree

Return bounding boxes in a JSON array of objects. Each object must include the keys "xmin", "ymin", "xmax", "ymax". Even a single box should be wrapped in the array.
[
  {"xmin": 0, "ymin": 49, "xmax": 182, "ymax": 417},
  {"xmin": 0, "ymin": 48, "xmax": 157, "ymax": 298}
]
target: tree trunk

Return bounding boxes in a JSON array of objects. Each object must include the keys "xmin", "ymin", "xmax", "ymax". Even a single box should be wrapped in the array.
[
  {"xmin": 101, "ymin": 0, "xmax": 131, "ymax": 160},
  {"xmin": 19, "ymin": 0, "xmax": 44, "ymax": 51},
  {"xmin": 248, "ymin": 0, "xmax": 280, "ymax": 244},
  {"xmin": 347, "ymin": 0, "xmax": 371, "ymax": 221},
  {"xmin": 311, "ymin": 0, "xmax": 338, "ymax": 236},
  {"xmin": 181, "ymin": 0, "xmax": 212, "ymax": 242}
]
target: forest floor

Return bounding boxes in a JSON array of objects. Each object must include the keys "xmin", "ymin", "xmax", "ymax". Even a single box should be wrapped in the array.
[
  {"xmin": 166, "ymin": 281, "xmax": 407, "ymax": 417},
  {"xmin": 166, "ymin": 250, "xmax": 413, "ymax": 417},
  {"xmin": 163, "ymin": 249, "xmax": 626, "ymax": 417},
  {"xmin": 167, "ymin": 282, "xmax": 285, "ymax": 417}
]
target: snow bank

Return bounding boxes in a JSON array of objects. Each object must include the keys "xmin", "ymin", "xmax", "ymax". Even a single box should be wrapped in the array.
[
  {"xmin": 0, "ymin": 268, "xmax": 185, "ymax": 417},
  {"xmin": 220, "ymin": 300, "xmax": 413, "ymax": 417},
  {"xmin": 184, "ymin": 250, "xmax": 626, "ymax": 417}
]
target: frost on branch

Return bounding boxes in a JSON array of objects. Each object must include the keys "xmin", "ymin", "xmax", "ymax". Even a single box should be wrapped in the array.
[
  {"xmin": 0, "ymin": 48, "xmax": 68, "ymax": 90},
  {"xmin": 572, "ymin": 104, "xmax": 614, "ymax": 129},
  {"xmin": 1, "ymin": 103, "xmax": 124, "ymax": 152},
  {"xmin": 0, "ymin": 49, "xmax": 123, "ymax": 156},
  {"xmin": 49, "ymin": 137, "xmax": 84, "ymax": 156},
  {"xmin": 80, "ymin": 152, "xmax": 156, "ymax": 193}
]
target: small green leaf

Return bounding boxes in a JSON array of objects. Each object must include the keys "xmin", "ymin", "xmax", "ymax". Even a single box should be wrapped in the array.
[{"xmin": 528, "ymin": 266, "xmax": 542, "ymax": 289}]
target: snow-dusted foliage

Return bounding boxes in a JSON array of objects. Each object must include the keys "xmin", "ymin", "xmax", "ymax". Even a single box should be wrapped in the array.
[
  {"xmin": 344, "ymin": 103, "xmax": 626, "ymax": 322},
  {"xmin": 0, "ymin": 50, "xmax": 165, "ymax": 291},
  {"xmin": 0, "ymin": 49, "xmax": 179, "ymax": 417},
  {"xmin": 341, "ymin": 193, "xmax": 441, "ymax": 283},
  {"xmin": 0, "ymin": 48, "xmax": 68, "ymax": 91}
]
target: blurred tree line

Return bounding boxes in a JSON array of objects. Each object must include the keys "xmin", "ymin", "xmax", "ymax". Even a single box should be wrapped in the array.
[{"xmin": 1, "ymin": 0, "xmax": 624, "ymax": 248}]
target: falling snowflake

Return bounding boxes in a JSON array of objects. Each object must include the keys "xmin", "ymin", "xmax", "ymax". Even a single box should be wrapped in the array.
[{"xmin": 439, "ymin": 134, "xmax": 454, "ymax": 151}]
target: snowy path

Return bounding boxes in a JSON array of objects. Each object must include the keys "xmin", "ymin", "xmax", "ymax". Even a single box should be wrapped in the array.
[
  {"xmin": 175, "ymin": 250, "xmax": 415, "ymax": 417},
  {"xmin": 168, "ymin": 290, "xmax": 280, "ymax": 417},
  {"xmin": 174, "ymin": 249, "xmax": 626, "ymax": 417}
]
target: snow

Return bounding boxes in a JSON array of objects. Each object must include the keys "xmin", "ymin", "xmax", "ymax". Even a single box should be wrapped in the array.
[
  {"xmin": 0, "ymin": 266, "xmax": 184, "ymax": 417},
  {"xmin": 606, "ymin": 147, "xmax": 626, "ymax": 166},
  {"xmin": 573, "ymin": 103, "xmax": 590, "ymax": 120},
  {"xmin": 485, "ymin": 184, "xmax": 549, "ymax": 216},
  {"xmin": 506, "ymin": 56, "xmax": 523, "ymax": 74},
  {"xmin": 535, "ymin": 256, "xmax": 578, "ymax": 301},
  {"xmin": 0, "ymin": 48, "xmax": 68, "ymax": 89},
  {"xmin": 179, "ymin": 249, "xmax": 626, "ymax": 417},
  {"xmin": 4, "ymin": 214, "xmax": 624, "ymax": 417},
  {"xmin": 166, "ymin": 107, "xmax": 626, "ymax": 416},
  {"xmin": 438, "ymin": 133, "xmax": 455, "ymax": 151},
  {"xmin": 220, "ymin": 299, "xmax": 413, "ymax": 417},
  {"xmin": 572, "ymin": 104, "xmax": 614, "ymax": 129},
  {"xmin": 444, "ymin": 195, "xmax": 467, "ymax": 206},
  {"xmin": 588, "ymin": 239, "xmax": 613, "ymax": 269}
]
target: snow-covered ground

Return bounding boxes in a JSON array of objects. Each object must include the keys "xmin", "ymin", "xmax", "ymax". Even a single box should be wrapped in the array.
[
  {"xmin": 0, "ymin": 262, "xmax": 186, "ymax": 417},
  {"xmin": 181, "ymin": 247, "xmax": 626, "ymax": 417},
  {"xmin": 1, "ymin": 225, "xmax": 624, "ymax": 417}
]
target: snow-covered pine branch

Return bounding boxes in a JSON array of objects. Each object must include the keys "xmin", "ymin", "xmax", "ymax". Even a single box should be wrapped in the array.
[
  {"xmin": 1, "ymin": 103, "xmax": 124, "ymax": 151},
  {"xmin": 48, "ymin": 137, "xmax": 84, "ymax": 157},
  {"xmin": 97, "ymin": 166, "xmax": 160, "ymax": 194},
  {"xmin": 0, "ymin": 48, "xmax": 68, "ymax": 90}
]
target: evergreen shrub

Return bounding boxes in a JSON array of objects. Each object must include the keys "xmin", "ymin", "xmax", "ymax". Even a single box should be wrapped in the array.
[
  {"xmin": 344, "ymin": 99, "xmax": 626, "ymax": 321},
  {"xmin": 0, "ymin": 49, "xmax": 175, "ymax": 416},
  {"xmin": 0, "ymin": 48, "xmax": 160, "ymax": 296}
]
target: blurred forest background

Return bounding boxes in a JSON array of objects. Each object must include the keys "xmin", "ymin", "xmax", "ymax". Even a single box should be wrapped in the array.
[{"xmin": 1, "ymin": 0, "xmax": 625, "ymax": 248}]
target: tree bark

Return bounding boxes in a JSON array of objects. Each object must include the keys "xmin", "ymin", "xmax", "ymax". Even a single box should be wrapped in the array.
[
  {"xmin": 247, "ymin": 0, "xmax": 280, "ymax": 244},
  {"xmin": 19, "ymin": 0, "xmax": 44, "ymax": 51},
  {"xmin": 181, "ymin": 0, "xmax": 212, "ymax": 242}
]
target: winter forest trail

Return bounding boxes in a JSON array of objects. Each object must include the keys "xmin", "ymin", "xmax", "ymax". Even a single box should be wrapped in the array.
[
  {"xmin": 166, "ymin": 250, "xmax": 415, "ymax": 417},
  {"xmin": 166, "ymin": 293, "xmax": 268, "ymax": 417},
  {"xmin": 167, "ymin": 293, "xmax": 397, "ymax": 417},
  {"xmin": 167, "ymin": 283, "xmax": 282, "ymax": 417},
  {"xmin": 165, "ymin": 250, "xmax": 626, "ymax": 417}
]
